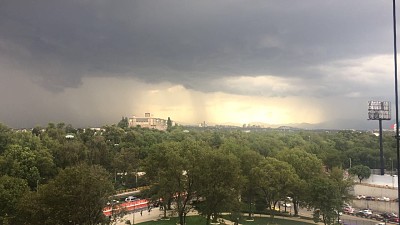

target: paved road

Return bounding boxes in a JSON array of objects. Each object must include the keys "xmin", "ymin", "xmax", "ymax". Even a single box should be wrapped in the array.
[
  {"xmin": 114, "ymin": 206, "xmax": 383, "ymax": 225},
  {"xmin": 115, "ymin": 207, "xmax": 200, "ymax": 225},
  {"xmin": 115, "ymin": 207, "xmax": 322, "ymax": 225},
  {"xmin": 115, "ymin": 207, "xmax": 164, "ymax": 225}
]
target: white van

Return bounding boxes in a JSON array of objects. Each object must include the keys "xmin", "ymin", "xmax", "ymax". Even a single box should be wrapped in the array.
[{"xmin": 125, "ymin": 196, "xmax": 139, "ymax": 202}]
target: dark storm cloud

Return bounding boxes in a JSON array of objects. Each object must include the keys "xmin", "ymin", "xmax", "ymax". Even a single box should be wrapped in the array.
[{"xmin": 0, "ymin": 0, "xmax": 394, "ymax": 96}]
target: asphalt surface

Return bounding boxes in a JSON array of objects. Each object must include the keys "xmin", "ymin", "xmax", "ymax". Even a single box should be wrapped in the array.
[
  {"xmin": 114, "ymin": 205, "xmax": 389, "ymax": 225},
  {"xmin": 114, "ymin": 207, "xmax": 323, "ymax": 225}
]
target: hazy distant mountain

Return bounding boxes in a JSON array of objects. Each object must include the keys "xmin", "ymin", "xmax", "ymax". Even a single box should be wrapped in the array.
[
  {"xmin": 215, "ymin": 118, "xmax": 395, "ymax": 131},
  {"xmin": 299, "ymin": 118, "xmax": 394, "ymax": 130},
  {"xmin": 181, "ymin": 118, "xmax": 396, "ymax": 131}
]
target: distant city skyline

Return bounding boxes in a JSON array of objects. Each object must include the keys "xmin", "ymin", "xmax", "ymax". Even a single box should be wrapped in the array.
[{"xmin": 0, "ymin": 1, "xmax": 396, "ymax": 129}]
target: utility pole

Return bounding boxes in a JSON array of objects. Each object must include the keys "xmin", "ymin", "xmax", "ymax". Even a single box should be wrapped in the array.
[
  {"xmin": 391, "ymin": 1, "xmax": 400, "ymax": 224},
  {"xmin": 379, "ymin": 119, "xmax": 385, "ymax": 175}
]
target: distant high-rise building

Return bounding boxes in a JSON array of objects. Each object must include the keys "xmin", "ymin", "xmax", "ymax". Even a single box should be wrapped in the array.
[{"xmin": 128, "ymin": 113, "xmax": 170, "ymax": 131}]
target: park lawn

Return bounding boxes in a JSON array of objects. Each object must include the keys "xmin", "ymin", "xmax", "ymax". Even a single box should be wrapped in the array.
[
  {"xmin": 139, "ymin": 216, "xmax": 207, "ymax": 225},
  {"xmin": 138, "ymin": 215, "xmax": 315, "ymax": 225},
  {"xmin": 239, "ymin": 217, "xmax": 314, "ymax": 225}
]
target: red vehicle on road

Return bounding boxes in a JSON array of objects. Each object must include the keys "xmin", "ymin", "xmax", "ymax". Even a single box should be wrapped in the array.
[{"xmin": 103, "ymin": 199, "xmax": 149, "ymax": 217}]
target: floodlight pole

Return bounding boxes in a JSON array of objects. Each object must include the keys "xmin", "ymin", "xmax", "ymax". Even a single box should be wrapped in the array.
[
  {"xmin": 379, "ymin": 119, "xmax": 384, "ymax": 175},
  {"xmin": 392, "ymin": 0, "xmax": 400, "ymax": 223}
]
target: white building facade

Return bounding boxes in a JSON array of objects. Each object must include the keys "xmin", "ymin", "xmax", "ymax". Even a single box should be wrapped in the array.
[{"xmin": 128, "ymin": 113, "xmax": 169, "ymax": 131}]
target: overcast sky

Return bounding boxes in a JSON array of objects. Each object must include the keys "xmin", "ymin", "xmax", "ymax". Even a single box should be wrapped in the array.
[{"xmin": 0, "ymin": 0, "xmax": 397, "ymax": 129}]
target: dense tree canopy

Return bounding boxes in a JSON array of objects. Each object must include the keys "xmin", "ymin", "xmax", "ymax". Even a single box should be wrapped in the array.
[
  {"xmin": 0, "ymin": 121, "xmax": 387, "ymax": 225},
  {"xmin": 195, "ymin": 149, "xmax": 243, "ymax": 224},
  {"xmin": 0, "ymin": 175, "xmax": 29, "ymax": 222},
  {"xmin": 17, "ymin": 164, "xmax": 114, "ymax": 225}
]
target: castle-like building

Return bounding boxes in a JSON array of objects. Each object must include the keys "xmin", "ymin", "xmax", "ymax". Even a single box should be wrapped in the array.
[{"xmin": 128, "ymin": 113, "xmax": 170, "ymax": 131}]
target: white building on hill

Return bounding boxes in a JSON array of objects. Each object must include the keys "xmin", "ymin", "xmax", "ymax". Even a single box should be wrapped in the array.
[{"xmin": 128, "ymin": 113, "xmax": 170, "ymax": 131}]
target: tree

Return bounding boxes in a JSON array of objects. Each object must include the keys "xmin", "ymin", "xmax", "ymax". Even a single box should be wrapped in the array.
[
  {"xmin": 349, "ymin": 165, "xmax": 371, "ymax": 183},
  {"xmin": 308, "ymin": 176, "xmax": 343, "ymax": 225},
  {"xmin": 167, "ymin": 117, "xmax": 173, "ymax": 132},
  {"xmin": 144, "ymin": 140, "xmax": 204, "ymax": 225},
  {"xmin": 209, "ymin": 131, "xmax": 223, "ymax": 149},
  {"xmin": 32, "ymin": 126, "xmax": 43, "ymax": 137},
  {"xmin": 0, "ymin": 175, "xmax": 30, "ymax": 224},
  {"xmin": 238, "ymin": 150, "xmax": 264, "ymax": 219},
  {"xmin": 52, "ymin": 140, "xmax": 88, "ymax": 169},
  {"xmin": 0, "ymin": 144, "xmax": 41, "ymax": 189},
  {"xmin": 0, "ymin": 123, "xmax": 12, "ymax": 155},
  {"xmin": 17, "ymin": 164, "xmax": 114, "ymax": 225},
  {"xmin": 276, "ymin": 148, "xmax": 323, "ymax": 215},
  {"xmin": 195, "ymin": 149, "xmax": 243, "ymax": 225},
  {"xmin": 86, "ymin": 135, "xmax": 113, "ymax": 169},
  {"xmin": 0, "ymin": 132, "xmax": 57, "ymax": 184},
  {"xmin": 251, "ymin": 157, "xmax": 299, "ymax": 217},
  {"xmin": 248, "ymin": 133, "xmax": 286, "ymax": 157},
  {"xmin": 111, "ymin": 147, "xmax": 141, "ymax": 188},
  {"xmin": 117, "ymin": 117, "xmax": 129, "ymax": 129},
  {"xmin": 330, "ymin": 167, "xmax": 354, "ymax": 205}
]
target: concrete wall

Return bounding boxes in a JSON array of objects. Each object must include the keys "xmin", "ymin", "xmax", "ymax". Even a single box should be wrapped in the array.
[
  {"xmin": 351, "ymin": 199, "xmax": 398, "ymax": 214},
  {"xmin": 361, "ymin": 174, "xmax": 398, "ymax": 188},
  {"xmin": 354, "ymin": 185, "xmax": 397, "ymax": 199},
  {"xmin": 352, "ymin": 179, "xmax": 399, "ymax": 213}
]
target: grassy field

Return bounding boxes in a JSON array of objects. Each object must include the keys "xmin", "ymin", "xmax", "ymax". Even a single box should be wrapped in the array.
[
  {"xmin": 137, "ymin": 215, "xmax": 315, "ymax": 225},
  {"xmin": 138, "ymin": 216, "xmax": 207, "ymax": 225},
  {"xmin": 239, "ymin": 217, "xmax": 314, "ymax": 225}
]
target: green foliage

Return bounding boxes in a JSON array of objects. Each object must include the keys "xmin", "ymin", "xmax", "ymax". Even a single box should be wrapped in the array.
[
  {"xmin": 239, "ymin": 150, "xmax": 264, "ymax": 217},
  {"xmin": 276, "ymin": 148, "xmax": 323, "ymax": 215},
  {"xmin": 195, "ymin": 149, "xmax": 244, "ymax": 223},
  {"xmin": 0, "ymin": 175, "xmax": 29, "ymax": 223},
  {"xmin": 330, "ymin": 167, "xmax": 354, "ymax": 203},
  {"xmin": 145, "ymin": 140, "xmax": 206, "ymax": 225},
  {"xmin": 348, "ymin": 164, "xmax": 371, "ymax": 183},
  {"xmin": 307, "ymin": 176, "xmax": 342, "ymax": 225},
  {"xmin": 118, "ymin": 117, "xmax": 129, "ymax": 129},
  {"xmin": 17, "ymin": 164, "xmax": 114, "ymax": 225},
  {"xmin": 251, "ymin": 157, "xmax": 299, "ymax": 215},
  {"xmin": 0, "ymin": 123, "xmax": 12, "ymax": 155},
  {"xmin": 167, "ymin": 117, "xmax": 173, "ymax": 132},
  {"xmin": 53, "ymin": 139, "xmax": 88, "ymax": 169},
  {"xmin": 0, "ymin": 124, "xmax": 378, "ymax": 225},
  {"xmin": 0, "ymin": 144, "xmax": 45, "ymax": 188}
]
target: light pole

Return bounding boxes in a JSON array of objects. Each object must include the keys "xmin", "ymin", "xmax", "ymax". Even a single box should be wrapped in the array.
[
  {"xmin": 135, "ymin": 169, "xmax": 138, "ymax": 189},
  {"xmin": 391, "ymin": 158, "xmax": 394, "ymax": 176},
  {"xmin": 392, "ymin": 0, "xmax": 400, "ymax": 224}
]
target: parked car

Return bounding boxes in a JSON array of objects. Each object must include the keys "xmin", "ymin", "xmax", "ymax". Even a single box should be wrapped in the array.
[
  {"xmin": 371, "ymin": 214, "xmax": 384, "ymax": 221},
  {"xmin": 125, "ymin": 196, "xmax": 138, "ymax": 202},
  {"xmin": 343, "ymin": 206, "xmax": 354, "ymax": 214},
  {"xmin": 362, "ymin": 209, "xmax": 373, "ymax": 215},
  {"xmin": 377, "ymin": 196, "xmax": 390, "ymax": 201},
  {"xmin": 107, "ymin": 199, "xmax": 120, "ymax": 205},
  {"xmin": 356, "ymin": 211, "xmax": 371, "ymax": 218},
  {"xmin": 380, "ymin": 212, "xmax": 393, "ymax": 220},
  {"xmin": 356, "ymin": 195, "xmax": 366, "ymax": 200},
  {"xmin": 365, "ymin": 196, "xmax": 375, "ymax": 201},
  {"xmin": 390, "ymin": 217, "xmax": 400, "ymax": 223}
]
